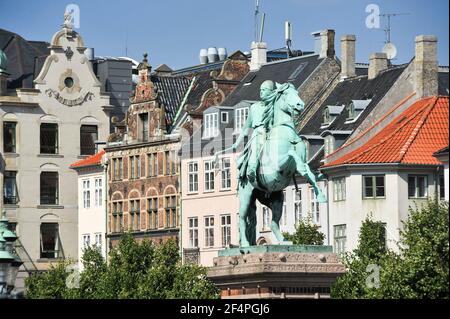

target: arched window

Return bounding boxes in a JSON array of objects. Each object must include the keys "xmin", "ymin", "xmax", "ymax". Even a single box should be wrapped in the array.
[
  {"xmin": 40, "ymin": 171, "xmax": 59, "ymax": 205},
  {"xmin": 40, "ymin": 123, "xmax": 59, "ymax": 154},
  {"xmin": 80, "ymin": 125, "xmax": 98, "ymax": 155}
]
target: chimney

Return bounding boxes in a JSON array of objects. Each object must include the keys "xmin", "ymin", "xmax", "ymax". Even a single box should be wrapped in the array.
[
  {"xmin": 312, "ymin": 29, "xmax": 335, "ymax": 59},
  {"xmin": 368, "ymin": 53, "xmax": 388, "ymax": 80},
  {"xmin": 249, "ymin": 41, "xmax": 267, "ymax": 71},
  {"xmin": 415, "ymin": 35, "xmax": 438, "ymax": 98},
  {"xmin": 340, "ymin": 35, "xmax": 356, "ymax": 79}
]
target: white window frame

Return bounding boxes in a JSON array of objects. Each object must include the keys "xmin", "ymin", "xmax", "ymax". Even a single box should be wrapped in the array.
[
  {"xmin": 188, "ymin": 162, "xmax": 199, "ymax": 193},
  {"xmin": 94, "ymin": 233, "xmax": 102, "ymax": 250},
  {"xmin": 333, "ymin": 177, "xmax": 346, "ymax": 201},
  {"xmin": 234, "ymin": 107, "xmax": 249, "ymax": 133},
  {"xmin": 188, "ymin": 217, "xmax": 198, "ymax": 248},
  {"xmin": 293, "ymin": 188, "xmax": 302, "ymax": 226},
  {"xmin": 204, "ymin": 216, "xmax": 214, "ymax": 247},
  {"xmin": 220, "ymin": 158, "xmax": 231, "ymax": 190},
  {"xmin": 221, "ymin": 214, "xmax": 231, "ymax": 247},
  {"xmin": 94, "ymin": 178, "xmax": 102, "ymax": 207},
  {"xmin": 203, "ymin": 113, "xmax": 219, "ymax": 138},
  {"xmin": 221, "ymin": 112, "xmax": 229, "ymax": 124},
  {"xmin": 204, "ymin": 160, "xmax": 215, "ymax": 192},
  {"xmin": 310, "ymin": 187, "xmax": 320, "ymax": 224},
  {"xmin": 262, "ymin": 207, "xmax": 271, "ymax": 231},
  {"xmin": 82, "ymin": 234, "xmax": 90, "ymax": 249},
  {"xmin": 408, "ymin": 175, "xmax": 428, "ymax": 198},
  {"xmin": 363, "ymin": 175, "xmax": 386, "ymax": 199},
  {"xmin": 82, "ymin": 179, "xmax": 90, "ymax": 209},
  {"xmin": 281, "ymin": 190, "xmax": 287, "ymax": 226},
  {"xmin": 334, "ymin": 224, "xmax": 346, "ymax": 254}
]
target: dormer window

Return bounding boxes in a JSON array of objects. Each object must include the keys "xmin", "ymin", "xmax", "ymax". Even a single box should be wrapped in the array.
[
  {"xmin": 324, "ymin": 135, "xmax": 335, "ymax": 156},
  {"xmin": 321, "ymin": 105, "xmax": 344, "ymax": 128},
  {"xmin": 221, "ymin": 112, "xmax": 229, "ymax": 123},
  {"xmin": 203, "ymin": 113, "xmax": 219, "ymax": 138},
  {"xmin": 235, "ymin": 107, "xmax": 249, "ymax": 133},
  {"xmin": 322, "ymin": 108, "xmax": 331, "ymax": 125},
  {"xmin": 346, "ymin": 99, "xmax": 372, "ymax": 122}
]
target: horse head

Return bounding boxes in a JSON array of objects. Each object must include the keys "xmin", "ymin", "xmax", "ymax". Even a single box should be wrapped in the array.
[{"xmin": 275, "ymin": 82, "xmax": 305, "ymax": 115}]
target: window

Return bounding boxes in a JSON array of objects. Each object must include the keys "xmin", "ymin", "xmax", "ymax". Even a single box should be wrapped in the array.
[
  {"xmin": 188, "ymin": 217, "xmax": 198, "ymax": 248},
  {"xmin": 147, "ymin": 198, "xmax": 158, "ymax": 230},
  {"xmin": 171, "ymin": 150, "xmax": 177, "ymax": 175},
  {"xmin": 3, "ymin": 171, "xmax": 18, "ymax": 205},
  {"xmin": 439, "ymin": 175, "xmax": 445, "ymax": 200},
  {"xmin": 94, "ymin": 178, "xmax": 102, "ymax": 207},
  {"xmin": 112, "ymin": 158, "xmax": 123, "ymax": 181},
  {"xmin": 235, "ymin": 107, "xmax": 249, "ymax": 133},
  {"xmin": 40, "ymin": 172, "xmax": 59, "ymax": 205},
  {"xmin": 147, "ymin": 153, "xmax": 158, "ymax": 177},
  {"xmin": 408, "ymin": 175, "xmax": 428, "ymax": 198},
  {"xmin": 94, "ymin": 233, "xmax": 102, "ymax": 250},
  {"xmin": 82, "ymin": 234, "xmax": 90, "ymax": 249},
  {"xmin": 82, "ymin": 179, "xmax": 90, "ymax": 208},
  {"xmin": 333, "ymin": 177, "xmax": 346, "ymax": 201},
  {"xmin": 130, "ymin": 155, "xmax": 140, "ymax": 179},
  {"xmin": 221, "ymin": 158, "xmax": 231, "ymax": 190},
  {"xmin": 262, "ymin": 207, "xmax": 271, "ymax": 231},
  {"xmin": 281, "ymin": 190, "xmax": 287, "ymax": 226},
  {"xmin": 80, "ymin": 125, "xmax": 98, "ymax": 155},
  {"xmin": 363, "ymin": 175, "xmax": 385, "ymax": 198},
  {"xmin": 334, "ymin": 224, "xmax": 346, "ymax": 254},
  {"xmin": 165, "ymin": 151, "xmax": 170, "ymax": 175},
  {"xmin": 203, "ymin": 113, "xmax": 219, "ymax": 138},
  {"xmin": 204, "ymin": 160, "xmax": 215, "ymax": 191},
  {"xmin": 322, "ymin": 108, "xmax": 330, "ymax": 125},
  {"xmin": 293, "ymin": 189, "xmax": 302, "ymax": 225},
  {"xmin": 188, "ymin": 162, "xmax": 198, "ymax": 193},
  {"xmin": 310, "ymin": 188, "xmax": 319, "ymax": 224},
  {"xmin": 40, "ymin": 123, "xmax": 59, "ymax": 154},
  {"xmin": 140, "ymin": 112, "xmax": 149, "ymax": 142},
  {"xmin": 129, "ymin": 200, "xmax": 140, "ymax": 231},
  {"xmin": 40, "ymin": 223, "xmax": 60, "ymax": 259},
  {"xmin": 221, "ymin": 112, "xmax": 229, "ymax": 123},
  {"xmin": 347, "ymin": 103, "xmax": 356, "ymax": 121},
  {"xmin": 221, "ymin": 215, "xmax": 231, "ymax": 247},
  {"xmin": 112, "ymin": 202, "xmax": 123, "ymax": 233},
  {"xmin": 3, "ymin": 121, "xmax": 16, "ymax": 153},
  {"xmin": 324, "ymin": 135, "xmax": 335, "ymax": 156},
  {"xmin": 165, "ymin": 196, "xmax": 177, "ymax": 228},
  {"xmin": 204, "ymin": 216, "xmax": 214, "ymax": 247}
]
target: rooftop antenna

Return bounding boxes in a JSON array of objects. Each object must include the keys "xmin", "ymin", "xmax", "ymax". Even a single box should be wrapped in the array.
[
  {"xmin": 125, "ymin": 30, "xmax": 128, "ymax": 57},
  {"xmin": 379, "ymin": 12, "xmax": 409, "ymax": 62},
  {"xmin": 285, "ymin": 21, "xmax": 293, "ymax": 58},
  {"xmin": 259, "ymin": 13, "xmax": 266, "ymax": 43},
  {"xmin": 254, "ymin": 0, "xmax": 260, "ymax": 42}
]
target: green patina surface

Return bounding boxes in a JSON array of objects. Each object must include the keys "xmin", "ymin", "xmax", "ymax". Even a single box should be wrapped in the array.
[{"xmin": 218, "ymin": 245, "xmax": 333, "ymax": 256}]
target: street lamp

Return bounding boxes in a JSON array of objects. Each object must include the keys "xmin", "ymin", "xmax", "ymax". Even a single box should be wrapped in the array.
[{"xmin": 0, "ymin": 212, "xmax": 22, "ymax": 298}]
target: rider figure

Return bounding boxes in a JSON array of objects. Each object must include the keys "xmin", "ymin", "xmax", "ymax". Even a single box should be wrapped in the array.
[{"xmin": 233, "ymin": 80, "xmax": 275, "ymax": 183}]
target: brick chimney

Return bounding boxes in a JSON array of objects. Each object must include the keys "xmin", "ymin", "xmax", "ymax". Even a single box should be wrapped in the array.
[
  {"xmin": 340, "ymin": 35, "xmax": 356, "ymax": 79},
  {"xmin": 249, "ymin": 41, "xmax": 267, "ymax": 71},
  {"xmin": 415, "ymin": 35, "xmax": 438, "ymax": 98},
  {"xmin": 312, "ymin": 30, "xmax": 335, "ymax": 59},
  {"xmin": 368, "ymin": 53, "xmax": 388, "ymax": 80}
]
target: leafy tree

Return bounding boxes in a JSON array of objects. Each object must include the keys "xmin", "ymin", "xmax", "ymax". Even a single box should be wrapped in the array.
[
  {"xmin": 283, "ymin": 217, "xmax": 325, "ymax": 245},
  {"xmin": 25, "ymin": 233, "xmax": 219, "ymax": 299},
  {"xmin": 331, "ymin": 200, "xmax": 449, "ymax": 299}
]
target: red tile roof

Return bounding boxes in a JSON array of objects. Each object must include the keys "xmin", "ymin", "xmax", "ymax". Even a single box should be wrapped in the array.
[
  {"xmin": 70, "ymin": 149, "xmax": 106, "ymax": 169},
  {"xmin": 323, "ymin": 96, "xmax": 449, "ymax": 167}
]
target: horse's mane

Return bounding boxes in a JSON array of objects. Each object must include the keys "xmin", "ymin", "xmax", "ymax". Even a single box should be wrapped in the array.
[{"xmin": 261, "ymin": 83, "xmax": 290, "ymax": 131}]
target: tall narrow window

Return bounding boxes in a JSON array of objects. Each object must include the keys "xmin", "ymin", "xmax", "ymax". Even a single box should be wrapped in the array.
[
  {"xmin": 439, "ymin": 175, "xmax": 445, "ymax": 200},
  {"xmin": 188, "ymin": 217, "xmax": 198, "ymax": 248},
  {"xmin": 235, "ymin": 108, "xmax": 249, "ymax": 133},
  {"xmin": 40, "ymin": 172, "xmax": 59, "ymax": 205},
  {"xmin": 221, "ymin": 158, "xmax": 231, "ymax": 190},
  {"xmin": 112, "ymin": 202, "xmax": 123, "ymax": 233},
  {"xmin": 165, "ymin": 151, "xmax": 170, "ymax": 175},
  {"xmin": 363, "ymin": 175, "xmax": 385, "ymax": 199},
  {"xmin": 82, "ymin": 179, "xmax": 90, "ymax": 208},
  {"xmin": 334, "ymin": 224, "xmax": 346, "ymax": 254},
  {"xmin": 82, "ymin": 234, "xmax": 90, "ymax": 249},
  {"xmin": 310, "ymin": 188, "xmax": 319, "ymax": 224},
  {"xmin": 3, "ymin": 171, "xmax": 18, "ymax": 205},
  {"xmin": 80, "ymin": 125, "xmax": 98, "ymax": 155},
  {"xmin": 293, "ymin": 189, "xmax": 302, "ymax": 225},
  {"xmin": 129, "ymin": 200, "xmax": 140, "ymax": 231},
  {"xmin": 147, "ymin": 198, "xmax": 158, "ymax": 230},
  {"xmin": 165, "ymin": 196, "xmax": 177, "ymax": 228},
  {"xmin": 3, "ymin": 121, "xmax": 16, "ymax": 153},
  {"xmin": 203, "ymin": 113, "xmax": 219, "ymax": 138},
  {"xmin": 112, "ymin": 158, "xmax": 123, "ymax": 181},
  {"xmin": 281, "ymin": 190, "xmax": 287, "ymax": 226},
  {"xmin": 408, "ymin": 175, "xmax": 428, "ymax": 198},
  {"xmin": 94, "ymin": 178, "xmax": 102, "ymax": 207},
  {"xmin": 170, "ymin": 150, "xmax": 177, "ymax": 175},
  {"xmin": 40, "ymin": 123, "xmax": 58, "ymax": 154},
  {"xmin": 204, "ymin": 216, "xmax": 214, "ymax": 247},
  {"xmin": 40, "ymin": 223, "xmax": 60, "ymax": 259},
  {"xmin": 262, "ymin": 207, "xmax": 271, "ymax": 231},
  {"xmin": 94, "ymin": 233, "xmax": 102, "ymax": 251},
  {"xmin": 188, "ymin": 162, "xmax": 198, "ymax": 193},
  {"xmin": 140, "ymin": 112, "xmax": 149, "ymax": 142},
  {"xmin": 221, "ymin": 215, "xmax": 231, "ymax": 247},
  {"xmin": 333, "ymin": 177, "xmax": 346, "ymax": 201},
  {"xmin": 204, "ymin": 160, "xmax": 215, "ymax": 191}
]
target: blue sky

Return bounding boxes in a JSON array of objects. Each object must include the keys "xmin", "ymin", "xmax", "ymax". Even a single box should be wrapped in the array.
[{"xmin": 0, "ymin": 0, "xmax": 448, "ymax": 69}]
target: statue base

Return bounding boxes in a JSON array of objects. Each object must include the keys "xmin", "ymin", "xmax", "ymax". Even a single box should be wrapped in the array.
[{"xmin": 207, "ymin": 245, "xmax": 345, "ymax": 299}]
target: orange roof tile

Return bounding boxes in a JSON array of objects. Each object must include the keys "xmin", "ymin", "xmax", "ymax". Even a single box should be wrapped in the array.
[
  {"xmin": 70, "ymin": 149, "xmax": 106, "ymax": 169},
  {"xmin": 323, "ymin": 96, "xmax": 449, "ymax": 167}
]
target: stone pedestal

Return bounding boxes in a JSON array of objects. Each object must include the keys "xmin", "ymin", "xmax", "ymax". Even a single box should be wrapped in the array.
[{"xmin": 207, "ymin": 245, "xmax": 345, "ymax": 299}]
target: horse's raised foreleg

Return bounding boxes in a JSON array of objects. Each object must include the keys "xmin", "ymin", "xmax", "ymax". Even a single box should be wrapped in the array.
[
  {"xmin": 290, "ymin": 142, "xmax": 327, "ymax": 203},
  {"xmin": 238, "ymin": 182, "xmax": 255, "ymax": 247}
]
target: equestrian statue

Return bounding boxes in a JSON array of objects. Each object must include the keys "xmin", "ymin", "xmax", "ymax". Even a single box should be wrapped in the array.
[{"xmin": 215, "ymin": 80, "xmax": 326, "ymax": 247}]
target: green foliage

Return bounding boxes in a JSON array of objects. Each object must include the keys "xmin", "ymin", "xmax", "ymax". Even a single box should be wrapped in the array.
[
  {"xmin": 25, "ymin": 232, "xmax": 219, "ymax": 299},
  {"xmin": 283, "ymin": 217, "xmax": 325, "ymax": 245},
  {"xmin": 331, "ymin": 200, "xmax": 449, "ymax": 299}
]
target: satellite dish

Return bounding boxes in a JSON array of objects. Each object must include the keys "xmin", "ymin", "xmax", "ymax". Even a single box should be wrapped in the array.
[{"xmin": 382, "ymin": 42, "xmax": 397, "ymax": 60}]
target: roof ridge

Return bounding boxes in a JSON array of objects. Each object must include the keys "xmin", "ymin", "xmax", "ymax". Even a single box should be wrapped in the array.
[
  {"xmin": 398, "ymin": 97, "xmax": 437, "ymax": 162},
  {"xmin": 331, "ymin": 99, "xmax": 433, "ymax": 165}
]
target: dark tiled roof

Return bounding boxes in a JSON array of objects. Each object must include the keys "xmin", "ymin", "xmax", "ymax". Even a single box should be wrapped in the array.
[
  {"xmin": 222, "ymin": 54, "xmax": 324, "ymax": 106},
  {"xmin": 0, "ymin": 28, "xmax": 50, "ymax": 89},
  {"xmin": 300, "ymin": 65, "xmax": 407, "ymax": 135},
  {"xmin": 150, "ymin": 74, "xmax": 192, "ymax": 129}
]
